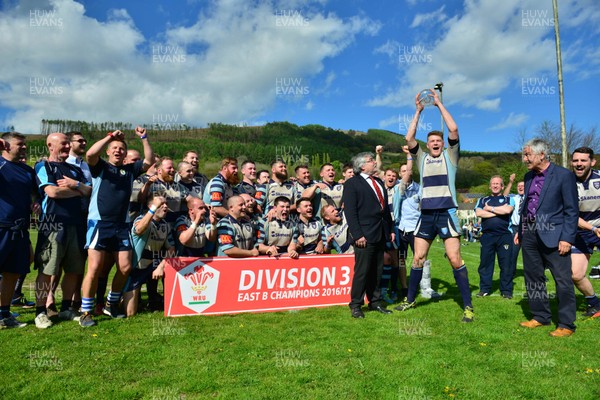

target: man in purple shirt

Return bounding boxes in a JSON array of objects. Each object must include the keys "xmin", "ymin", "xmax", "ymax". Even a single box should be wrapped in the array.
[{"xmin": 516, "ymin": 139, "xmax": 578, "ymax": 337}]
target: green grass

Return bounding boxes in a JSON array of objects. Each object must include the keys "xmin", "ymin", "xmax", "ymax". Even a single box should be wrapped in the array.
[{"xmin": 4, "ymin": 238, "xmax": 600, "ymax": 399}]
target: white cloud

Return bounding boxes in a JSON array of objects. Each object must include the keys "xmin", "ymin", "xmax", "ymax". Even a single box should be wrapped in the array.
[
  {"xmin": 378, "ymin": 115, "xmax": 399, "ymax": 129},
  {"xmin": 373, "ymin": 39, "xmax": 399, "ymax": 59},
  {"xmin": 410, "ymin": 5, "xmax": 446, "ymax": 28},
  {"xmin": 368, "ymin": 0, "xmax": 559, "ymax": 111},
  {"xmin": 488, "ymin": 112, "xmax": 529, "ymax": 130},
  {"xmin": 305, "ymin": 100, "xmax": 314, "ymax": 110},
  {"xmin": 0, "ymin": 0, "xmax": 378, "ymax": 133}
]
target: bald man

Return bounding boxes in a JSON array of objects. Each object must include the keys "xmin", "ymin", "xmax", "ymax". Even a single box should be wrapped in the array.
[
  {"xmin": 33, "ymin": 133, "xmax": 92, "ymax": 329},
  {"xmin": 174, "ymin": 197, "xmax": 218, "ymax": 257}
]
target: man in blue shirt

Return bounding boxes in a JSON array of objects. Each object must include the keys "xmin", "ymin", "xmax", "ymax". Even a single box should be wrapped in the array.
[
  {"xmin": 474, "ymin": 176, "xmax": 515, "ymax": 298},
  {"xmin": 79, "ymin": 127, "xmax": 153, "ymax": 327},
  {"xmin": 33, "ymin": 133, "xmax": 92, "ymax": 329},
  {"xmin": 0, "ymin": 132, "xmax": 39, "ymax": 328}
]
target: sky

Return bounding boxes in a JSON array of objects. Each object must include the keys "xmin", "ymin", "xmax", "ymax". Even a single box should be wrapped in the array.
[{"xmin": 1, "ymin": 0, "xmax": 599, "ymax": 152}]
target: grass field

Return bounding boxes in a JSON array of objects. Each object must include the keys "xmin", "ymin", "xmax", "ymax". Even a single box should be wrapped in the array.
[{"xmin": 3, "ymin": 238, "xmax": 600, "ymax": 400}]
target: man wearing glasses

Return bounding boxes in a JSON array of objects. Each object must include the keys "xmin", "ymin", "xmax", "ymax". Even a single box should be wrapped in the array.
[{"xmin": 66, "ymin": 132, "xmax": 92, "ymax": 184}]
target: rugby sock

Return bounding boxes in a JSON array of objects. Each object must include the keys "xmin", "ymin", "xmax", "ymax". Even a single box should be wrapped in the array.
[
  {"xmin": 0, "ymin": 306, "xmax": 10, "ymax": 319},
  {"xmin": 96, "ymin": 276, "xmax": 108, "ymax": 305},
  {"xmin": 407, "ymin": 267, "xmax": 423, "ymax": 303},
  {"xmin": 390, "ymin": 266, "xmax": 400, "ymax": 292},
  {"xmin": 420, "ymin": 260, "xmax": 433, "ymax": 291},
  {"xmin": 36, "ymin": 306, "xmax": 46, "ymax": 316},
  {"xmin": 453, "ymin": 265, "xmax": 472, "ymax": 308},
  {"xmin": 147, "ymin": 279, "xmax": 161, "ymax": 306},
  {"xmin": 379, "ymin": 265, "xmax": 392, "ymax": 289},
  {"xmin": 585, "ymin": 295, "xmax": 600, "ymax": 308},
  {"xmin": 107, "ymin": 291, "xmax": 121, "ymax": 306},
  {"xmin": 13, "ymin": 273, "xmax": 26, "ymax": 297},
  {"xmin": 81, "ymin": 297, "xmax": 94, "ymax": 313},
  {"xmin": 60, "ymin": 300, "xmax": 72, "ymax": 312}
]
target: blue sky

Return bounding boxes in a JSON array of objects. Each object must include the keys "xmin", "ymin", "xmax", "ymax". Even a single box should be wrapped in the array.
[{"xmin": 1, "ymin": 0, "xmax": 598, "ymax": 152}]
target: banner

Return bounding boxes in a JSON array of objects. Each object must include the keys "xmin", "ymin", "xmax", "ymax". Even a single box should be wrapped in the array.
[{"xmin": 164, "ymin": 255, "xmax": 355, "ymax": 316}]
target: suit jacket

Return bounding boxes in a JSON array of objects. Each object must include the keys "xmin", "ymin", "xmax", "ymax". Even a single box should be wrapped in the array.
[
  {"xmin": 342, "ymin": 174, "xmax": 393, "ymax": 243},
  {"xmin": 518, "ymin": 163, "xmax": 578, "ymax": 248}
]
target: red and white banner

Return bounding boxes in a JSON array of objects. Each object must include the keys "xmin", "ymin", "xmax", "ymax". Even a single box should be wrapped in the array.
[{"xmin": 164, "ymin": 255, "xmax": 355, "ymax": 316}]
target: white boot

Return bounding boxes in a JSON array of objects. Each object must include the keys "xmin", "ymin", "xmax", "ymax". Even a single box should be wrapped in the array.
[{"xmin": 420, "ymin": 260, "xmax": 441, "ymax": 299}]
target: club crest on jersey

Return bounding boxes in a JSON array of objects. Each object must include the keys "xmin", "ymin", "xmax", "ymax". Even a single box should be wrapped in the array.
[
  {"xmin": 499, "ymin": 198, "xmax": 504, "ymax": 203},
  {"xmin": 120, "ymin": 170, "xmax": 126, "ymax": 176},
  {"xmin": 594, "ymin": 181, "xmax": 600, "ymax": 189}
]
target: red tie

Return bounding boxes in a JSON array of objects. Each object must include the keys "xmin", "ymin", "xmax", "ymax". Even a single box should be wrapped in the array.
[{"xmin": 369, "ymin": 176, "xmax": 385, "ymax": 208}]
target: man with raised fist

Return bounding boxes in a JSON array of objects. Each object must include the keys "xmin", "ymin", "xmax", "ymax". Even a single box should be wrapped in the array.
[{"xmin": 79, "ymin": 127, "xmax": 153, "ymax": 327}]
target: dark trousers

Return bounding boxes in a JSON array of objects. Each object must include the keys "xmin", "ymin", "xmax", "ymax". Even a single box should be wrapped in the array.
[
  {"xmin": 349, "ymin": 240, "xmax": 385, "ymax": 309},
  {"xmin": 478, "ymin": 232, "xmax": 514, "ymax": 294},
  {"xmin": 510, "ymin": 240, "xmax": 521, "ymax": 279},
  {"xmin": 522, "ymin": 229, "xmax": 576, "ymax": 330}
]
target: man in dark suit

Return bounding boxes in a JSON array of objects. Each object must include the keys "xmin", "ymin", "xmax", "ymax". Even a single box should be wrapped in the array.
[
  {"xmin": 342, "ymin": 152, "xmax": 395, "ymax": 318},
  {"xmin": 517, "ymin": 138, "xmax": 578, "ymax": 337}
]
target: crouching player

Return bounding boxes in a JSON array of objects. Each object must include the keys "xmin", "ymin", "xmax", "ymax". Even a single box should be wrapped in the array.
[
  {"xmin": 216, "ymin": 196, "xmax": 260, "ymax": 257},
  {"xmin": 123, "ymin": 195, "xmax": 175, "ymax": 316},
  {"xmin": 257, "ymin": 196, "xmax": 299, "ymax": 258}
]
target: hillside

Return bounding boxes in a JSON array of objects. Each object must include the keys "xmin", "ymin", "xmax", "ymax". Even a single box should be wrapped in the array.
[{"xmin": 24, "ymin": 121, "xmax": 524, "ymax": 191}]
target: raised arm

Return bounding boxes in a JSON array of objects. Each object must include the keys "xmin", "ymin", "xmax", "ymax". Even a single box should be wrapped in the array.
[
  {"xmin": 503, "ymin": 173, "xmax": 515, "ymax": 196},
  {"xmin": 86, "ymin": 131, "xmax": 121, "ymax": 167},
  {"xmin": 375, "ymin": 145, "xmax": 385, "ymax": 179},
  {"xmin": 406, "ymin": 92, "xmax": 424, "ymax": 149},
  {"xmin": 134, "ymin": 126, "xmax": 154, "ymax": 172},
  {"xmin": 431, "ymin": 90, "xmax": 458, "ymax": 141}
]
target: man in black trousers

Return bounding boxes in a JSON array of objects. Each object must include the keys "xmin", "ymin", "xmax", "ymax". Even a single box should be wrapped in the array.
[
  {"xmin": 517, "ymin": 138, "xmax": 578, "ymax": 337},
  {"xmin": 342, "ymin": 152, "xmax": 395, "ymax": 318}
]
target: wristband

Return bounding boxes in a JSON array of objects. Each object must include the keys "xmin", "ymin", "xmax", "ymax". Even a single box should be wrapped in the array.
[
  {"xmin": 491, "ymin": 207, "xmax": 495, "ymax": 213},
  {"xmin": 149, "ymin": 205, "xmax": 158, "ymax": 213},
  {"xmin": 190, "ymin": 222, "xmax": 198, "ymax": 229},
  {"xmin": 107, "ymin": 132, "xmax": 114, "ymax": 138},
  {"xmin": 407, "ymin": 158, "xmax": 413, "ymax": 161},
  {"xmin": 140, "ymin": 134, "xmax": 148, "ymax": 139},
  {"xmin": 148, "ymin": 209, "xmax": 155, "ymax": 215}
]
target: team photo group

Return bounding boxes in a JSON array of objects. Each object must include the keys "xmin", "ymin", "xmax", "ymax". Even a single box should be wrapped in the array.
[{"xmin": 1, "ymin": 90, "xmax": 599, "ymax": 337}]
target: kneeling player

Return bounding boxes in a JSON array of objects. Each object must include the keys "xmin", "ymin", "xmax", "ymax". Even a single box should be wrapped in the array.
[
  {"xmin": 257, "ymin": 197, "xmax": 299, "ymax": 258},
  {"xmin": 123, "ymin": 195, "xmax": 175, "ymax": 316}
]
